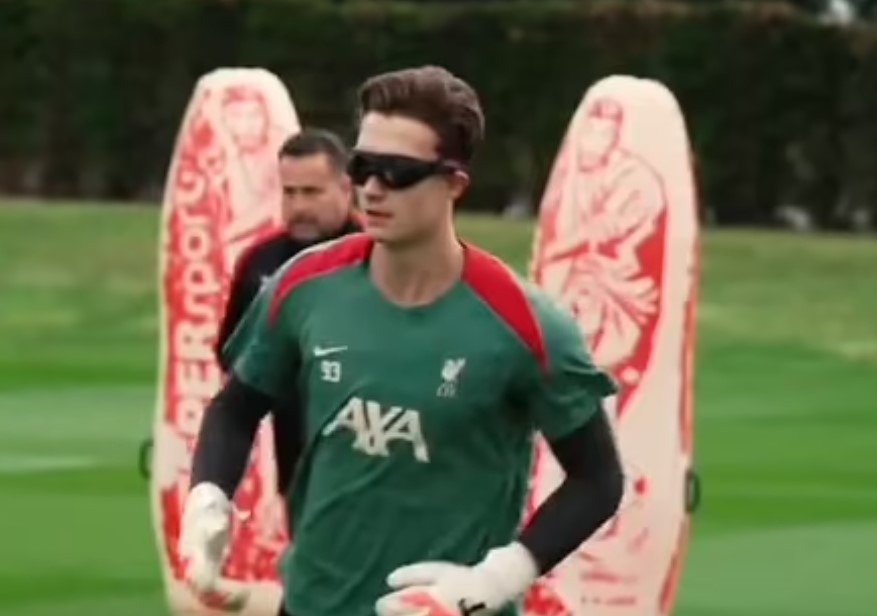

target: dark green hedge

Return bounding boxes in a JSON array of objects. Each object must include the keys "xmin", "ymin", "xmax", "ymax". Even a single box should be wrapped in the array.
[{"xmin": 1, "ymin": 0, "xmax": 876, "ymax": 228}]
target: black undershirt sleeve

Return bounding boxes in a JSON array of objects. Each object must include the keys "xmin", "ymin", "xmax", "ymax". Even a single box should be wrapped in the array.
[
  {"xmin": 190, "ymin": 373, "xmax": 278, "ymax": 498},
  {"xmin": 518, "ymin": 408, "xmax": 624, "ymax": 574},
  {"xmin": 215, "ymin": 264, "xmax": 260, "ymax": 371}
]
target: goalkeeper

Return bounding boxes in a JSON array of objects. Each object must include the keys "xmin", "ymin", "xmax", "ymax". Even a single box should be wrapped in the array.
[{"xmin": 183, "ymin": 65, "xmax": 624, "ymax": 616}]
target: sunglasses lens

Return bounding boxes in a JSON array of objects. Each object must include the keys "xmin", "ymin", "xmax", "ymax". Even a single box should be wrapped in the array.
[
  {"xmin": 384, "ymin": 162, "xmax": 433, "ymax": 189},
  {"xmin": 348, "ymin": 153, "xmax": 443, "ymax": 190},
  {"xmin": 347, "ymin": 155, "xmax": 375, "ymax": 186}
]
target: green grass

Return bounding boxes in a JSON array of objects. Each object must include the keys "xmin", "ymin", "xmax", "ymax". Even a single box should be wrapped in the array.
[{"xmin": 1, "ymin": 198, "xmax": 876, "ymax": 615}]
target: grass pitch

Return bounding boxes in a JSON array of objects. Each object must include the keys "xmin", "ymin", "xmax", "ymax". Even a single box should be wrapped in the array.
[{"xmin": 0, "ymin": 199, "xmax": 875, "ymax": 615}]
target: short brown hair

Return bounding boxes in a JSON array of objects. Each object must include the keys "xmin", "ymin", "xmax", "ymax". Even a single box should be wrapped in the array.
[
  {"xmin": 357, "ymin": 65, "xmax": 485, "ymax": 165},
  {"xmin": 278, "ymin": 128, "xmax": 349, "ymax": 174}
]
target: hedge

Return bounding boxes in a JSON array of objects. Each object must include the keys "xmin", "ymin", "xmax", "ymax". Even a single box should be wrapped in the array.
[{"xmin": 0, "ymin": 0, "xmax": 876, "ymax": 229}]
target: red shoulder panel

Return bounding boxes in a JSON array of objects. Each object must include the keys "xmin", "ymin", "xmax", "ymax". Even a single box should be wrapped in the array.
[
  {"xmin": 462, "ymin": 244, "xmax": 548, "ymax": 372},
  {"xmin": 268, "ymin": 233, "xmax": 372, "ymax": 323}
]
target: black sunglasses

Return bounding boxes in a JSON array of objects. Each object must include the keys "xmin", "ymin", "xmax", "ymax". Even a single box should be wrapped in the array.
[{"xmin": 347, "ymin": 151, "xmax": 461, "ymax": 190}]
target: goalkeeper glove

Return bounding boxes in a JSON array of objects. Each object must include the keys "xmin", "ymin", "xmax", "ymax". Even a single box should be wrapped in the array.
[
  {"xmin": 179, "ymin": 482, "xmax": 247, "ymax": 610},
  {"xmin": 375, "ymin": 542, "xmax": 539, "ymax": 616}
]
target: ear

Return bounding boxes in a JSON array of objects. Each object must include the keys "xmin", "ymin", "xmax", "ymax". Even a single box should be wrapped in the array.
[
  {"xmin": 447, "ymin": 170, "xmax": 470, "ymax": 201},
  {"xmin": 339, "ymin": 173, "xmax": 354, "ymax": 197}
]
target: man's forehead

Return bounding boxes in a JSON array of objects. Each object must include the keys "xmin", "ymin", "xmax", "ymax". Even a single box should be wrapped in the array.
[
  {"xmin": 280, "ymin": 153, "xmax": 336, "ymax": 179},
  {"xmin": 355, "ymin": 113, "xmax": 438, "ymax": 157}
]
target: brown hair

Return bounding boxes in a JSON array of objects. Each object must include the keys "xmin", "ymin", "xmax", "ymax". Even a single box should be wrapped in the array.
[
  {"xmin": 357, "ymin": 65, "xmax": 485, "ymax": 165},
  {"xmin": 278, "ymin": 128, "xmax": 349, "ymax": 174}
]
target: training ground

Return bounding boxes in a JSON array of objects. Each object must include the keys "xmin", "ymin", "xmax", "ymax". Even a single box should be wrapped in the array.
[{"xmin": 0, "ymin": 200, "xmax": 875, "ymax": 616}]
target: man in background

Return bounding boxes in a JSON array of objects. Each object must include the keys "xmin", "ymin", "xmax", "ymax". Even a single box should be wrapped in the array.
[{"xmin": 214, "ymin": 127, "xmax": 361, "ymax": 497}]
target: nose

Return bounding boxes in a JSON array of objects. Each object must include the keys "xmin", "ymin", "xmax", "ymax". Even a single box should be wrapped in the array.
[
  {"xmin": 361, "ymin": 175, "xmax": 386, "ymax": 200},
  {"xmin": 284, "ymin": 192, "xmax": 301, "ymax": 209},
  {"xmin": 284, "ymin": 193, "xmax": 313, "ymax": 218}
]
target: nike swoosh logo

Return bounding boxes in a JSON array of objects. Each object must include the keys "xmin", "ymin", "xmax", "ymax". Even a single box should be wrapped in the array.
[{"xmin": 313, "ymin": 345, "xmax": 348, "ymax": 357}]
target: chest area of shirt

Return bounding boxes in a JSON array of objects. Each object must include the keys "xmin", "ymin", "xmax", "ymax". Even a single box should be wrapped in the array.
[
  {"xmin": 304, "ymin": 322, "xmax": 510, "ymax": 400},
  {"xmin": 296, "ymin": 306, "xmax": 523, "ymax": 435}
]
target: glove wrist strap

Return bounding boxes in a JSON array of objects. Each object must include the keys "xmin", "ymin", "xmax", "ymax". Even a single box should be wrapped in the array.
[{"xmin": 476, "ymin": 542, "xmax": 540, "ymax": 601}]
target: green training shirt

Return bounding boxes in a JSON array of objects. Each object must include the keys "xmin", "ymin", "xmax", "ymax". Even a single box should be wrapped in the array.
[{"xmin": 223, "ymin": 233, "xmax": 617, "ymax": 616}]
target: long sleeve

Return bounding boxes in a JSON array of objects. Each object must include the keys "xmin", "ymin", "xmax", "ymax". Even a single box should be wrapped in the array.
[
  {"xmin": 190, "ymin": 374, "xmax": 275, "ymax": 497},
  {"xmin": 215, "ymin": 258, "xmax": 261, "ymax": 371},
  {"xmin": 517, "ymin": 409, "xmax": 624, "ymax": 573},
  {"xmin": 517, "ymin": 288, "xmax": 623, "ymax": 573}
]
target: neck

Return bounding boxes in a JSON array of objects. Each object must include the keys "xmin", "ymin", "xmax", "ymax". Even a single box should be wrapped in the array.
[{"xmin": 370, "ymin": 224, "xmax": 464, "ymax": 307}]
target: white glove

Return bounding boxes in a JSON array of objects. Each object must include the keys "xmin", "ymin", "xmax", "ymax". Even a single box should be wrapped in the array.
[
  {"xmin": 179, "ymin": 482, "xmax": 247, "ymax": 610},
  {"xmin": 375, "ymin": 542, "xmax": 539, "ymax": 616}
]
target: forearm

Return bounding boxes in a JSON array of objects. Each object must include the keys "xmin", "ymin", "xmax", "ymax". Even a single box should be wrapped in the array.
[
  {"xmin": 190, "ymin": 374, "xmax": 273, "ymax": 498},
  {"xmin": 271, "ymin": 393, "xmax": 304, "ymax": 495},
  {"xmin": 376, "ymin": 410, "xmax": 623, "ymax": 616},
  {"xmin": 518, "ymin": 409, "xmax": 624, "ymax": 574}
]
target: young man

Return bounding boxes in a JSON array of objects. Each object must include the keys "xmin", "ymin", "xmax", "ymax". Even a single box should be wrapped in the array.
[
  {"xmin": 183, "ymin": 66, "xmax": 624, "ymax": 616},
  {"xmin": 213, "ymin": 128, "xmax": 361, "ymax": 497}
]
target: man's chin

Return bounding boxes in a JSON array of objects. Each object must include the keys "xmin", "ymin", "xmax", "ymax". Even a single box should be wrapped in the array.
[
  {"xmin": 364, "ymin": 224, "xmax": 395, "ymax": 242},
  {"xmin": 288, "ymin": 226, "xmax": 323, "ymax": 242},
  {"xmin": 367, "ymin": 229, "xmax": 424, "ymax": 251}
]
